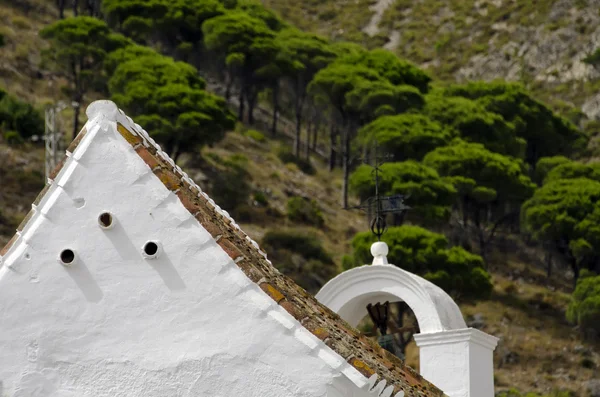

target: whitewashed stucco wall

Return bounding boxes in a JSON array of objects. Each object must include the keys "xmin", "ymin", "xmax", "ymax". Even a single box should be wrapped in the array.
[{"xmin": 0, "ymin": 115, "xmax": 364, "ymax": 397}]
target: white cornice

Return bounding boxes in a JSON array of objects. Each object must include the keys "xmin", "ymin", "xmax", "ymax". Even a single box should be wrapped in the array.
[{"xmin": 413, "ymin": 328, "xmax": 499, "ymax": 350}]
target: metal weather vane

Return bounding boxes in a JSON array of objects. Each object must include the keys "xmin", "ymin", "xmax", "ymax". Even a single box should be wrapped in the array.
[{"xmin": 347, "ymin": 141, "xmax": 410, "ymax": 241}]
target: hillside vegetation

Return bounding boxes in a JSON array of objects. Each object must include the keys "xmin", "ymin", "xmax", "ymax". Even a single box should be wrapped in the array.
[
  {"xmin": 264, "ymin": 0, "xmax": 600, "ymax": 126},
  {"xmin": 0, "ymin": 1, "xmax": 600, "ymax": 396}
]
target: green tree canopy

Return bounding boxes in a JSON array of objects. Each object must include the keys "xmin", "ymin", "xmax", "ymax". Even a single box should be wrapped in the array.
[
  {"xmin": 349, "ymin": 161, "xmax": 456, "ymax": 221},
  {"xmin": 443, "ymin": 81, "xmax": 587, "ymax": 166},
  {"xmin": 345, "ymin": 226, "xmax": 492, "ymax": 300},
  {"xmin": 357, "ymin": 114, "xmax": 453, "ymax": 161},
  {"xmin": 235, "ymin": 0, "xmax": 287, "ymax": 31},
  {"xmin": 345, "ymin": 81, "xmax": 424, "ymax": 123},
  {"xmin": 424, "ymin": 140, "xmax": 535, "ymax": 204},
  {"xmin": 309, "ymin": 63, "xmax": 383, "ymax": 120},
  {"xmin": 534, "ymin": 156, "xmax": 572, "ymax": 184},
  {"xmin": 309, "ymin": 62, "xmax": 385, "ymax": 208},
  {"xmin": 275, "ymin": 29, "xmax": 336, "ymax": 148},
  {"xmin": 109, "ymin": 53, "xmax": 235, "ymax": 161},
  {"xmin": 329, "ymin": 41, "xmax": 366, "ymax": 58},
  {"xmin": 424, "ymin": 140, "xmax": 536, "ymax": 259},
  {"xmin": 40, "ymin": 16, "xmax": 130, "ymax": 138},
  {"xmin": 203, "ymin": 11, "xmax": 279, "ymax": 123},
  {"xmin": 103, "ymin": 0, "xmax": 225, "ymax": 52},
  {"xmin": 522, "ymin": 178, "xmax": 600, "ymax": 283},
  {"xmin": 425, "ymin": 94, "xmax": 526, "ymax": 158},
  {"xmin": 337, "ymin": 48, "xmax": 431, "ymax": 92},
  {"xmin": 543, "ymin": 161, "xmax": 600, "ymax": 184},
  {"xmin": 104, "ymin": 43, "xmax": 158, "ymax": 74},
  {"xmin": 566, "ymin": 271, "xmax": 600, "ymax": 340}
]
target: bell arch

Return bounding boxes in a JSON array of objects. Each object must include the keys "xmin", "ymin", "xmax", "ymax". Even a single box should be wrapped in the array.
[
  {"xmin": 316, "ymin": 242, "xmax": 498, "ymax": 397},
  {"xmin": 315, "ymin": 263, "xmax": 466, "ymax": 334}
]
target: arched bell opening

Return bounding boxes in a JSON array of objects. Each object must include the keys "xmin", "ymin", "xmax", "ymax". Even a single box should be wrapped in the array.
[{"xmin": 355, "ymin": 300, "xmax": 420, "ymax": 369}]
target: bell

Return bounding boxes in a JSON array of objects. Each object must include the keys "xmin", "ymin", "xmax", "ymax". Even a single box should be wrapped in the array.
[{"xmin": 377, "ymin": 334, "xmax": 404, "ymax": 360}]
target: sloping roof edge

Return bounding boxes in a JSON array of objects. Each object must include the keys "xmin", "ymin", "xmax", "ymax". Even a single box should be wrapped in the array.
[{"xmin": 0, "ymin": 100, "xmax": 445, "ymax": 397}]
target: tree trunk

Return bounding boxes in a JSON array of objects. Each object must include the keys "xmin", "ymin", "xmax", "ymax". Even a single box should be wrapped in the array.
[
  {"xmin": 238, "ymin": 85, "xmax": 245, "ymax": 122},
  {"xmin": 294, "ymin": 89, "xmax": 304, "ymax": 158},
  {"xmin": 311, "ymin": 119, "xmax": 319, "ymax": 151},
  {"xmin": 271, "ymin": 85, "xmax": 279, "ymax": 136},
  {"xmin": 294, "ymin": 112, "xmax": 301, "ymax": 157},
  {"xmin": 571, "ymin": 258, "xmax": 579, "ymax": 289},
  {"xmin": 474, "ymin": 207, "xmax": 487, "ymax": 264},
  {"xmin": 247, "ymin": 89, "xmax": 257, "ymax": 125},
  {"xmin": 57, "ymin": 0, "xmax": 65, "ymax": 18},
  {"xmin": 72, "ymin": 103, "xmax": 81, "ymax": 142},
  {"xmin": 545, "ymin": 248, "xmax": 553, "ymax": 278},
  {"xmin": 72, "ymin": 0, "xmax": 78, "ymax": 16},
  {"xmin": 305, "ymin": 116, "xmax": 312, "ymax": 160},
  {"xmin": 225, "ymin": 72, "xmax": 233, "ymax": 102},
  {"xmin": 328, "ymin": 123, "xmax": 337, "ymax": 172},
  {"xmin": 85, "ymin": 0, "xmax": 94, "ymax": 16},
  {"xmin": 341, "ymin": 126, "xmax": 350, "ymax": 209},
  {"xmin": 172, "ymin": 149, "xmax": 182, "ymax": 164}
]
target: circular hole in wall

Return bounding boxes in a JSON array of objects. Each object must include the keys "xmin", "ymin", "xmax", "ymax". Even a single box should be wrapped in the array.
[
  {"xmin": 60, "ymin": 249, "xmax": 75, "ymax": 265},
  {"xmin": 24, "ymin": 253, "xmax": 31, "ymax": 260},
  {"xmin": 143, "ymin": 241, "xmax": 159, "ymax": 257},
  {"xmin": 98, "ymin": 212, "xmax": 113, "ymax": 229}
]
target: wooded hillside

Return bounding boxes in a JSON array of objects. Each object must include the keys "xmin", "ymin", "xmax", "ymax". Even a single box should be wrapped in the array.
[{"xmin": 0, "ymin": 1, "xmax": 599, "ymax": 396}]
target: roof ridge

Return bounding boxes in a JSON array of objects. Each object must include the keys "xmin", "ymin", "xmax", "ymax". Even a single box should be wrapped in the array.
[{"xmin": 0, "ymin": 100, "xmax": 445, "ymax": 397}]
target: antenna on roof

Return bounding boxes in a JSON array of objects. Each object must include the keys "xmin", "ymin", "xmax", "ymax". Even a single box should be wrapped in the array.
[
  {"xmin": 346, "ymin": 140, "xmax": 410, "ymax": 241},
  {"xmin": 44, "ymin": 101, "xmax": 78, "ymax": 183}
]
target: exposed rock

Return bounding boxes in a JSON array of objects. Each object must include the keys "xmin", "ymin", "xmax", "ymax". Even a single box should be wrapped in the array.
[
  {"xmin": 363, "ymin": 0, "xmax": 394, "ymax": 36},
  {"xmin": 384, "ymin": 31, "xmax": 401, "ymax": 51},
  {"xmin": 585, "ymin": 379, "xmax": 600, "ymax": 397},
  {"xmin": 573, "ymin": 344, "xmax": 592, "ymax": 356},
  {"xmin": 582, "ymin": 92, "xmax": 600, "ymax": 120}
]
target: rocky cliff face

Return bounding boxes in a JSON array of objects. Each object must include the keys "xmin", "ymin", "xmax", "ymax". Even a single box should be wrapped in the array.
[
  {"xmin": 453, "ymin": 0, "xmax": 600, "ymax": 118},
  {"xmin": 265, "ymin": 0, "xmax": 600, "ymax": 120}
]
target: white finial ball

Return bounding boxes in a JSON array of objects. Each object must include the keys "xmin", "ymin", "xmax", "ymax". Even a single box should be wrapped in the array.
[
  {"xmin": 86, "ymin": 100, "xmax": 119, "ymax": 121},
  {"xmin": 371, "ymin": 241, "xmax": 389, "ymax": 258}
]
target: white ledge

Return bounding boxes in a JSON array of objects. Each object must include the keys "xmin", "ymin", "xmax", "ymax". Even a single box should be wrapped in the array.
[{"xmin": 413, "ymin": 327, "xmax": 499, "ymax": 350}]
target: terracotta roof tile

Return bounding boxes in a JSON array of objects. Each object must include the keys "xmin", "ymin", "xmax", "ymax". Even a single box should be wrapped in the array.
[
  {"xmin": 66, "ymin": 127, "xmax": 88, "ymax": 153},
  {"xmin": 0, "ymin": 104, "xmax": 446, "ymax": 397}
]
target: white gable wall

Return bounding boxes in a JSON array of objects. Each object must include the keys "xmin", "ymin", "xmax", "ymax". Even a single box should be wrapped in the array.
[{"xmin": 0, "ymin": 117, "xmax": 361, "ymax": 396}]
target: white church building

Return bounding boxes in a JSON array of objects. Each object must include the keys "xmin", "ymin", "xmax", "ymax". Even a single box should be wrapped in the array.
[{"xmin": 0, "ymin": 101, "xmax": 498, "ymax": 397}]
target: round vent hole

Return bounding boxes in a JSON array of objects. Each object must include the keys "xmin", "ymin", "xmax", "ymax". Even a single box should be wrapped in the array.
[
  {"xmin": 98, "ymin": 212, "xmax": 113, "ymax": 228},
  {"xmin": 144, "ymin": 242, "xmax": 159, "ymax": 256},
  {"xmin": 60, "ymin": 249, "xmax": 75, "ymax": 265}
]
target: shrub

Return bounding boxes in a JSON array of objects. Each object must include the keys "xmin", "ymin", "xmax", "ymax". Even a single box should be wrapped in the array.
[
  {"xmin": 2, "ymin": 130, "xmax": 23, "ymax": 144},
  {"xmin": 276, "ymin": 146, "xmax": 316, "ymax": 175},
  {"xmin": 245, "ymin": 129, "xmax": 266, "ymax": 142},
  {"xmin": 567, "ymin": 270, "xmax": 600, "ymax": 340},
  {"xmin": 581, "ymin": 357, "xmax": 595, "ymax": 369},
  {"xmin": 0, "ymin": 91, "xmax": 44, "ymax": 143},
  {"xmin": 286, "ymin": 196, "xmax": 324, "ymax": 227},
  {"xmin": 252, "ymin": 191, "xmax": 269, "ymax": 207},
  {"xmin": 261, "ymin": 230, "xmax": 336, "ymax": 292},
  {"xmin": 209, "ymin": 154, "xmax": 251, "ymax": 215}
]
